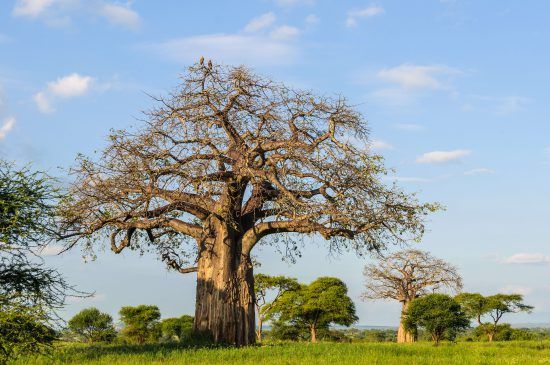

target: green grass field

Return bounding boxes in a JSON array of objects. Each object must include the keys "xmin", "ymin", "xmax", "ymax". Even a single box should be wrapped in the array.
[{"xmin": 14, "ymin": 341, "xmax": 550, "ymax": 365}]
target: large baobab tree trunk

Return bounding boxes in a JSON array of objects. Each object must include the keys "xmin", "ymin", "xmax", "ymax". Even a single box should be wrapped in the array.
[
  {"xmin": 397, "ymin": 301, "xmax": 416, "ymax": 343},
  {"xmin": 193, "ymin": 228, "xmax": 256, "ymax": 346}
]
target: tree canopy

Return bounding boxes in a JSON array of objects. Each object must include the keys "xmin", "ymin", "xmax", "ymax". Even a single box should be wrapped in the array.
[
  {"xmin": 68, "ymin": 308, "xmax": 116, "ymax": 343},
  {"xmin": 404, "ymin": 293, "xmax": 469, "ymax": 344},
  {"xmin": 0, "ymin": 161, "xmax": 74, "ymax": 362},
  {"xmin": 254, "ymin": 274, "xmax": 299, "ymax": 341},
  {"xmin": 362, "ymin": 249, "xmax": 462, "ymax": 343},
  {"xmin": 119, "ymin": 305, "xmax": 161, "ymax": 344},
  {"xmin": 56, "ymin": 60, "xmax": 437, "ymax": 345},
  {"xmin": 270, "ymin": 277, "xmax": 358, "ymax": 342},
  {"xmin": 456, "ymin": 293, "xmax": 533, "ymax": 341}
]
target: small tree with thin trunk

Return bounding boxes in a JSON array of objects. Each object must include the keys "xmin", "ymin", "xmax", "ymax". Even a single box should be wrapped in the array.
[
  {"xmin": 254, "ymin": 274, "xmax": 299, "ymax": 342},
  {"xmin": 270, "ymin": 277, "xmax": 358, "ymax": 342},
  {"xmin": 57, "ymin": 60, "xmax": 437, "ymax": 346},
  {"xmin": 362, "ymin": 249, "xmax": 462, "ymax": 343},
  {"xmin": 456, "ymin": 293, "xmax": 533, "ymax": 341},
  {"xmin": 403, "ymin": 293, "xmax": 469, "ymax": 345}
]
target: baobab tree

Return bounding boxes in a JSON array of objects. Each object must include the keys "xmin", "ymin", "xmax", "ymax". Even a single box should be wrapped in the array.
[
  {"xmin": 362, "ymin": 249, "xmax": 462, "ymax": 343},
  {"xmin": 57, "ymin": 60, "xmax": 437, "ymax": 345}
]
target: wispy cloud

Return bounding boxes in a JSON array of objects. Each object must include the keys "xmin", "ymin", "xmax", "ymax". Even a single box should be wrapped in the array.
[
  {"xmin": 369, "ymin": 64, "xmax": 460, "ymax": 106},
  {"xmin": 462, "ymin": 95, "xmax": 531, "ymax": 116},
  {"xmin": 416, "ymin": 149, "xmax": 471, "ymax": 164},
  {"xmin": 464, "ymin": 168, "xmax": 494, "ymax": 176},
  {"xmin": 305, "ymin": 14, "xmax": 319, "ymax": 26},
  {"xmin": 12, "ymin": 0, "xmax": 55, "ymax": 18},
  {"xmin": 12, "ymin": 1, "xmax": 141, "ymax": 30},
  {"xmin": 502, "ymin": 253, "xmax": 550, "ymax": 265},
  {"xmin": 378, "ymin": 64, "xmax": 459, "ymax": 91},
  {"xmin": 370, "ymin": 139, "xmax": 393, "ymax": 150},
  {"xmin": 34, "ymin": 73, "xmax": 94, "ymax": 113},
  {"xmin": 146, "ymin": 13, "xmax": 304, "ymax": 67},
  {"xmin": 273, "ymin": 0, "xmax": 315, "ymax": 7},
  {"xmin": 99, "ymin": 3, "xmax": 141, "ymax": 30},
  {"xmin": 245, "ymin": 12, "xmax": 276, "ymax": 33},
  {"xmin": 37, "ymin": 244, "xmax": 65, "ymax": 256},
  {"xmin": 346, "ymin": 6, "xmax": 384, "ymax": 28},
  {"xmin": 394, "ymin": 123, "xmax": 424, "ymax": 131},
  {"xmin": 500, "ymin": 284, "xmax": 534, "ymax": 296},
  {"xmin": 0, "ymin": 117, "xmax": 16, "ymax": 140}
]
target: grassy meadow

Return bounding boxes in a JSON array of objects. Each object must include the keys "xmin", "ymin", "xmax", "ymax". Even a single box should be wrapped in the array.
[{"xmin": 14, "ymin": 341, "xmax": 550, "ymax": 365}]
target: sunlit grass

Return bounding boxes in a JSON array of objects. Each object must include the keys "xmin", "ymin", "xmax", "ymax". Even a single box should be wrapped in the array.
[{"xmin": 15, "ymin": 340, "xmax": 550, "ymax": 365}]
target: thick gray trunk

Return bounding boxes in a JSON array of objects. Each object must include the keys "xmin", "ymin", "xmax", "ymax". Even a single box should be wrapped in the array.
[
  {"xmin": 193, "ymin": 228, "xmax": 255, "ymax": 346},
  {"xmin": 397, "ymin": 300, "xmax": 416, "ymax": 343}
]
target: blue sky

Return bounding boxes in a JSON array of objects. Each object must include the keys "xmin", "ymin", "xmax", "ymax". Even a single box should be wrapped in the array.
[{"xmin": 1, "ymin": 0, "xmax": 549, "ymax": 326}]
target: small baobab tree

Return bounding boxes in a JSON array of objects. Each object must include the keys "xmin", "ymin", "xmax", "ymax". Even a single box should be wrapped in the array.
[
  {"xmin": 362, "ymin": 249, "xmax": 462, "ymax": 343},
  {"xmin": 57, "ymin": 60, "xmax": 436, "ymax": 346}
]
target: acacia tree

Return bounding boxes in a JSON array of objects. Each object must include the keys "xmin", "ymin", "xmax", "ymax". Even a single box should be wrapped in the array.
[
  {"xmin": 0, "ymin": 161, "xmax": 76, "ymax": 362},
  {"xmin": 456, "ymin": 293, "xmax": 533, "ymax": 341},
  {"xmin": 68, "ymin": 307, "xmax": 116, "ymax": 343},
  {"xmin": 254, "ymin": 274, "xmax": 299, "ymax": 342},
  {"xmin": 57, "ymin": 60, "xmax": 437, "ymax": 345},
  {"xmin": 362, "ymin": 249, "xmax": 462, "ymax": 343},
  {"xmin": 270, "ymin": 277, "xmax": 358, "ymax": 342},
  {"xmin": 119, "ymin": 305, "xmax": 161, "ymax": 344}
]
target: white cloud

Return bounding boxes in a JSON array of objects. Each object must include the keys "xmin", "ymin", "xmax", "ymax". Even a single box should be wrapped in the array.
[
  {"xmin": 147, "ymin": 34, "xmax": 298, "ymax": 67},
  {"xmin": 387, "ymin": 176, "xmax": 432, "ymax": 183},
  {"xmin": 370, "ymin": 139, "xmax": 393, "ymax": 150},
  {"xmin": 274, "ymin": 0, "xmax": 315, "ymax": 6},
  {"xmin": 346, "ymin": 6, "xmax": 384, "ymax": 28},
  {"xmin": 34, "ymin": 92, "xmax": 53, "ymax": 113},
  {"xmin": 502, "ymin": 253, "xmax": 550, "ymax": 265},
  {"xmin": 0, "ymin": 117, "xmax": 16, "ymax": 140},
  {"xmin": 12, "ymin": 0, "xmax": 55, "ymax": 18},
  {"xmin": 13, "ymin": 1, "xmax": 141, "ymax": 30},
  {"xmin": 34, "ymin": 73, "xmax": 94, "ymax": 113},
  {"xmin": 100, "ymin": 3, "xmax": 140, "ymax": 29},
  {"xmin": 37, "ymin": 244, "xmax": 65, "ymax": 256},
  {"xmin": 378, "ymin": 64, "xmax": 459, "ymax": 91},
  {"xmin": 500, "ymin": 284, "xmax": 534, "ymax": 296},
  {"xmin": 394, "ymin": 123, "xmax": 424, "ymax": 131},
  {"xmin": 305, "ymin": 14, "xmax": 319, "ymax": 25},
  {"xmin": 244, "ymin": 12, "xmax": 276, "ymax": 33},
  {"xmin": 464, "ymin": 168, "xmax": 494, "ymax": 176},
  {"xmin": 270, "ymin": 25, "xmax": 300, "ymax": 40},
  {"xmin": 48, "ymin": 73, "xmax": 93, "ymax": 97},
  {"xmin": 416, "ymin": 149, "xmax": 471, "ymax": 164}
]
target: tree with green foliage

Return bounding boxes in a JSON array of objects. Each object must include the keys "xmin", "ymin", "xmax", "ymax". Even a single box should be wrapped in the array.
[
  {"xmin": 456, "ymin": 293, "xmax": 533, "ymax": 341},
  {"xmin": 270, "ymin": 277, "xmax": 358, "ymax": 342},
  {"xmin": 119, "ymin": 305, "xmax": 161, "ymax": 344},
  {"xmin": 404, "ymin": 293, "xmax": 469, "ymax": 345},
  {"xmin": 68, "ymin": 308, "xmax": 116, "ymax": 343},
  {"xmin": 57, "ymin": 60, "xmax": 437, "ymax": 345},
  {"xmin": 362, "ymin": 250, "xmax": 462, "ymax": 343},
  {"xmin": 161, "ymin": 315, "xmax": 194, "ymax": 342},
  {"xmin": 0, "ymin": 161, "xmax": 75, "ymax": 362},
  {"xmin": 254, "ymin": 274, "xmax": 299, "ymax": 342}
]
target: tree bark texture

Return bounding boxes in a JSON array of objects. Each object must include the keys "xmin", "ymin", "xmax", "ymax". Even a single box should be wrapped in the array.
[
  {"xmin": 397, "ymin": 301, "xmax": 416, "ymax": 343},
  {"xmin": 193, "ymin": 227, "xmax": 255, "ymax": 346}
]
